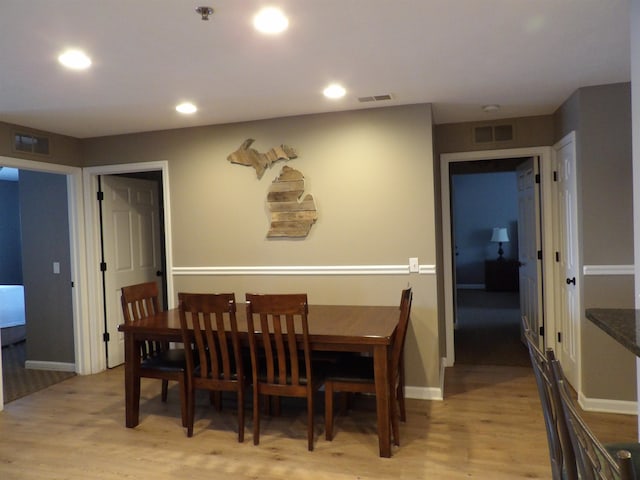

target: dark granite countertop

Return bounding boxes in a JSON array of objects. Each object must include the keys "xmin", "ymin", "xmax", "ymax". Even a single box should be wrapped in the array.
[{"xmin": 585, "ymin": 308, "xmax": 640, "ymax": 357}]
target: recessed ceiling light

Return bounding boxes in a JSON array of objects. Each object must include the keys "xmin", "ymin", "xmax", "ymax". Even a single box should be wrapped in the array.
[
  {"xmin": 253, "ymin": 7, "xmax": 289, "ymax": 34},
  {"xmin": 482, "ymin": 104, "xmax": 500, "ymax": 113},
  {"xmin": 323, "ymin": 84, "xmax": 346, "ymax": 99},
  {"xmin": 176, "ymin": 102, "xmax": 197, "ymax": 114},
  {"xmin": 58, "ymin": 49, "xmax": 91, "ymax": 70}
]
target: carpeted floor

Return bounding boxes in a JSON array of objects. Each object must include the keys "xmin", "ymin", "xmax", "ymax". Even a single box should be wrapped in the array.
[
  {"xmin": 2, "ymin": 340, "xmax": 76, "ymax": 404},
  {"xmin": 454, "ymin": 288, "xmax": 530, "ymax": 366}
]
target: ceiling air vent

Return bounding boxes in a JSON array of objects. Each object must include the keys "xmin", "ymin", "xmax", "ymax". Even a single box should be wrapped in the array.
[
  {"xmin": 13, "ymin": 131, "xmax": 51, "ymax": 155},
  {"xmin": 358, "ymin": 94, "xmax": 393, "ymax": 103},
  {"xmin": 472, "ymin": 124, "xmax": 514, "ymax": 144}
]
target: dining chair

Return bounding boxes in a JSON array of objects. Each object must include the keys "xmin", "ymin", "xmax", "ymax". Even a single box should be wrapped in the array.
[
  {"xmin": 121, "ymin": 281, "xmax": 188, "ymax": 426},
  {"xmin": 550, "ymin": 357, "xmax": 638, "ymax": 480},
  {"xmin": 522, "ymin": 316, "xmax": 577, "ymax": 480},
  {"xmin": 178, "ymin": 292, "xmax": 247, "ymax": 441},
  {"xmin": 324, "ymin": 287, "xmax": 412, "ymax": 446},
  {"xmin": 245, "ymin": 293, "xmax": 324, "ymax": 451}
]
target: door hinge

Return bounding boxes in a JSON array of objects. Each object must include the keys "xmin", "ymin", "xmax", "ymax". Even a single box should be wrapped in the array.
[
  {"xmin": 555, "ymin": 251, "xmax": 560, "ymax": 262},
  {"xmin": 103, "ymin": 332, "xmax": 110, "ymax": 342},
  {"xmin": 553, "ymin": 171, "xmax": 558, "ymax": 182},
  {"xmin": 100, "ymin": 262, "xmax": 107, "ymax": 272},
  {"xmin": 539, "ymin": 326, "xmax": 544, "ymax": 337},
  {"xmin": 97, "ymin": 191, "xmax": 104, "ymax": 201},
  {"xmin": 71, "ymin": 281, "xmax": 74, "ymax": 288},
  {"xmin": 557, "ymin": 332, "xmax": 562, "ymax": 343},
  {"xmin": 535, "ymin": 173, "xmax": 541, "ymax": 184},
  {"xmin": 537, "ymin": 250, "xmax": 543, "ymax": 260}
]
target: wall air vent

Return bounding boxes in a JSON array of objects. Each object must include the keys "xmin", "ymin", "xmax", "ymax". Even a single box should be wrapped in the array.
[
  {"xmin": 358, "ymin": 94, "xmax": 393, "ymax": 103},
  {"xmin": 472, "ymin": 124, "xmax": 514, "ymax": 144},
  {"xmin": 13, "ymin": 131, "xmax": 51, "ymax": 155}
]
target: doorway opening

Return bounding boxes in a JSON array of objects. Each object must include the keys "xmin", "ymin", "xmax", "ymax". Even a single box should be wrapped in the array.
[
  {"xmin": 0, "ymin": 158, "xmax": 86, "ymax": 411},
  {"xmin": 449, "ymin": 158, "xmax": 531, "ymax": 367},
  {"xmin": 98, "ymin": 171, "xmax": 167, "ymax": 368},
  {"xmin": 440, "ymin": 147, "xmax": 555, "ymax": 371},
  {"xmin": 83, "ymin": 161, "xmax": 173, "ymax": 373}
]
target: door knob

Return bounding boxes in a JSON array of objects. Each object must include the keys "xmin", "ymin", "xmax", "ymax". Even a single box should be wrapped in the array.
[{"xmin": 566, "ymin": 277, "xmax": 576, "ymax": 285}]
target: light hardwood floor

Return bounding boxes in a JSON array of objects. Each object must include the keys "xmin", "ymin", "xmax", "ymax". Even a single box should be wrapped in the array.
[{"xmin": 0, "ymin": 364, "xmax": 635, "ymax": 480}]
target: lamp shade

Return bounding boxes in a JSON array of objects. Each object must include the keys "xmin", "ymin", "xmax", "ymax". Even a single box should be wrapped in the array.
[{"xmin": 490, "ymin": 227, "xmax": 509, "ymax": 243}]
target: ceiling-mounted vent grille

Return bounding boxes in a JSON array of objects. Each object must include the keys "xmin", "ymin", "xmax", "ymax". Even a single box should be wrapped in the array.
[
  {"xmin": 473, "ymin": 124, "xmax": 514, "ymax": 144},
  {"xmin": 358, "ymin": 94, "xmax": 393, "ymax": 103},
  {"xmin": 13, "ymin": 131, "xmax": 51, "ymax": 156}
]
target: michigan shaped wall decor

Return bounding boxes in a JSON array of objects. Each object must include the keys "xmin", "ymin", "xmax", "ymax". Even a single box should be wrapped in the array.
[
  {"xmin": 227, "ymin": 138, "xmax": 297, "ymax": 179},
  {"xmin": 266, "ymin": 166, "xmax": 317, "ymax": 238},
  {"xmin": 226, "ymin": 139, "xmax": 317, "ymax": 238}
]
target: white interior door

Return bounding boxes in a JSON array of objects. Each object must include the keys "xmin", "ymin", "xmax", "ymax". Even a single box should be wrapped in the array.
[
  {"xmin": 101, "ymin": 175, "xmax": 163, "ymax": 368},
  {"xmin": 553, "ymin": 132, "xmax": 580, "ymax": 389},
  {"xmin": 517, "ymin": 157, "xmax": 543, "ymax": 346}
]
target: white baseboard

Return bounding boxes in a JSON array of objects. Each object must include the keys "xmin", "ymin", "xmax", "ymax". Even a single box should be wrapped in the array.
[
  {"xmin": 25, "ymin": 360, "xmax": 76, "ymax": 373},
  {"xmin": 406, "ymin": 357, "xmax": 446, "ymax": 401},
  {"xmin": 405, "ymin": 386, "xmax": 443, "ymax": 401},
  {"xmin": 440, "ymin": 357, "xmax": 446, "ymax": 396},
  {"xmin": 578, "ymin": 392, "xmax": 638, "ymax": 415}
]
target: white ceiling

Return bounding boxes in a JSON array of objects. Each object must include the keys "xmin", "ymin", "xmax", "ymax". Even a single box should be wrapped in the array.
[{"xmin": 0, "ymin": 0, "xmax": 631, "ymax": 139}]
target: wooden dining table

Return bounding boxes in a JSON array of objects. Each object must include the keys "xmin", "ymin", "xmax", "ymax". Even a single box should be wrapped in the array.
[{"xmin": 118, "ymin": 303, "xmax": 400, "ymax": 458}]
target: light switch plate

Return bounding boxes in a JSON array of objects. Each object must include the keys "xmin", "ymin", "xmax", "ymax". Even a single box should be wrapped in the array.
[
  {"xmin": 53, "ymin": 262, "xmax": 60, "ymax": 274},
  {"xmin": 409, "ymin": 257, "xmax": 419, "ymax": 273}
]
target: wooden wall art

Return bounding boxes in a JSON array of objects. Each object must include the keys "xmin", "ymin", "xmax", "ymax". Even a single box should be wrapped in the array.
[
  {"xmin": 227, "ymin": 138, "xmax": 297, "ymax": 179},
  {"xmin": 266, "ymin": 166, "xmax": 317, "ymax": 238},
  {"xmin": 227, "ymin": 139, "xmax": 317, "ymax": 238}
]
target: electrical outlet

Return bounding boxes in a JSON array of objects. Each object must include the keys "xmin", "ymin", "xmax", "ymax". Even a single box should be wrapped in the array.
[{"xmin": 409, "ymin": 257, "xmax": 419, "ymax": 273}]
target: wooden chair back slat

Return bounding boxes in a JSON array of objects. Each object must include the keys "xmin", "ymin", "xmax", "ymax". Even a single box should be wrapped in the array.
[
  {"xmin": 178, "ymin": 292, "xmax": 241, "ymax": 383},
  {"xmin": 177, "ymin": 292, "xmax": 245, "ymax": 441},
  {"xmin": 245, "ymin": 293, "xmax": 319, "ymax": 450},
  {"xmin": 121, "ymin": 282, "xmax": 188, "ymax": 427},
  {"xmin": 247, "ymin": 294, "xmax": 309, "ymax": 387},
  {"xmin": 286, "ymin": 314, "xmax": 301, "ymax": 385},
  {"xmin": 121, "ymin": 282, "xmax": 163, "ymax": 359},
  {"xmin": 390, "ymin": 288, "xmax": 413, "ymax": 381}
]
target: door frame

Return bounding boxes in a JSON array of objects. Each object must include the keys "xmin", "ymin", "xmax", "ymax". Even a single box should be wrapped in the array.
[
  {"xmin": 82, "ymin": 161, "xmax": 174, "ymax": 372},
  {"xmin": 440, "ymin": 146, "xmax": 556, "ymax": 367},
  {"xmin": 0, "ymin": 155, "xmax": 90, "ymax": 411}
]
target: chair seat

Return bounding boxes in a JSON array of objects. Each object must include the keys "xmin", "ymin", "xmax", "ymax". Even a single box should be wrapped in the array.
[
  {"xmin": 255, "ymin": 361, "xmax": 327, "ymax": 386},
  {"xmin": 311, "ymin": 351, "xmax": 353, "ymax": 364},
  {"xmin": 141, "ymin": 348, "xmax": 187, "ymax": 372},
  {"xmin": 194, "ymin": 364, "xmax": 241, "ymax": 382},
  {"xmin": 326, "ymin": 356, "xmax": 374, "ymax": 383}
]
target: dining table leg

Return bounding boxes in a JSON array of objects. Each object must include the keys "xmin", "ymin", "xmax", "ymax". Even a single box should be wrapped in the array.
[
  {"xmin": 124, "ymin": 332, "xmax": 141, "ymax": 428},
  {"xmin": 373, "ymin": 344, "xmax": 392, "ymax": 458}
]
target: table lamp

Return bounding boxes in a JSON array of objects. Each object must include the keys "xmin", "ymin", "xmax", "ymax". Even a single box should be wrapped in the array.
[{"xmin": 491, "ymin": 227, "xmax": 509, "ymax": 260}]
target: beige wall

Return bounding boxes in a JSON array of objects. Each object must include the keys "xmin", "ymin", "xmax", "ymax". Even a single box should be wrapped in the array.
[
  {"xmin": 554, "ymin": 83, "xmax": 636, "ymax": 402},
  {"xmin": 582, "ymin": 276, "xmax": 636, "ymax": 400},
  {"xmin": 434, "ymin": 115, "xmax": 555, "ymax": 155},
  {"xmin": 83, "ymin": 104, "xmax": 441, "ymax": 390},
  {"xmin": 0, "ymin": 121, "xmax": 82, "ymax": 167}
]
